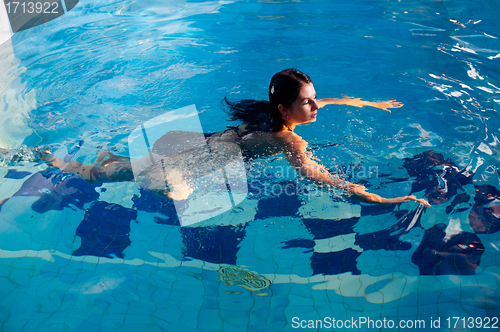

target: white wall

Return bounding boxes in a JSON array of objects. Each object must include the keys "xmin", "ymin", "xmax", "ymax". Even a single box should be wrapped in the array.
[
  {"xmin": 0, "ymin": 40, "xmax": 37, "ymax": 149},
  {"xmin": 0, "ymin": 0, "xmax": 12, "ymax": 45}
]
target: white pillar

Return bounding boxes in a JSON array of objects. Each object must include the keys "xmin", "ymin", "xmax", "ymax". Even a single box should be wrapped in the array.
[
  {"xmin": 0, "ymin": 0, "xmax": 12, "ymax": 46},
  {"xmin": 0, "ymin": 39, "xmax": 37, "ymax": 149}
]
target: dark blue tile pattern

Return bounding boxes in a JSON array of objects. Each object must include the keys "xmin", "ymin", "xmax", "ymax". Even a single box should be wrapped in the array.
[
  {"xmin": 469, "ymin": 185, "xmax": 500, "ymax": 234},
  {"xmin": 73, "ymin": 201, "xmax": 137, "ymax": 258},
  {"xmin": 4, "ymin": 169, "xmax": 31, "ymax": 179},
  {"xmin": 180, "ymin": 225, "xmax": 245, "ymax": 265},
  {"xmin": 132, "ymin": 188, "xmax": 181, "ymax": 226},
  {"xmin": 411, "ymin": 223, "xmax": 484, "ymax": 275},
  {"xmin": 302, "ymin": 217, "xmax": 358, "ymax": 240},
  {"xmin": 403, "ymin": 151, "xmax": 473, "ymax": 206},
  {"xmin": 254, "ymin": 181, "xmax": 302, "ymax": 219},
  {"xmin": 4, "ymin": 168, "xmax": 99, "ymax": 213},
  {"xmin": 311, "ymin": 249, "xmax": 362, "ymax": 276},
  {"xmin": 355, "ymin": 209, "xmax": 417, "ymax": 251}
]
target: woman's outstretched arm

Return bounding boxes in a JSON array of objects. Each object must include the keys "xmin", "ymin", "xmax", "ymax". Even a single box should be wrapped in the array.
[
  {"xmin": 317, "ymin": 96, "xmax": 403, "ymax": 112},
  {"xmin": 347, "ymin": 185, "xmax": 430, "ymax": 206},
  {"xmin": 279, "ymin": 132, "xmax": 430, "ymax": 207}
]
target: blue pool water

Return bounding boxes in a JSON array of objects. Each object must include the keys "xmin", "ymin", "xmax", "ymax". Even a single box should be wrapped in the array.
[{"xmin": 1, "ymin": 0, "xmax": 500, "ymax": 331}]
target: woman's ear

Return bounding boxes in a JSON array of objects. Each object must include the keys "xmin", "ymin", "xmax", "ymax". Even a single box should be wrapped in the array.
[{"xmin": 278, "ymin": 104, "xmax": 287, "ymax": 117}]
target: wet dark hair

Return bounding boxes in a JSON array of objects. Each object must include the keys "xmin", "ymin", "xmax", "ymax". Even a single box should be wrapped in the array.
[{"xmin": 224, "ymin": 68, "xmax": 312, "ymax": 131}]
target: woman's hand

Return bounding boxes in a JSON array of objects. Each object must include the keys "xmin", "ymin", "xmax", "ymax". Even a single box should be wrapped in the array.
[{"xmin": 363, "ymin": 99, "xmax": 403, "ymax": 113}]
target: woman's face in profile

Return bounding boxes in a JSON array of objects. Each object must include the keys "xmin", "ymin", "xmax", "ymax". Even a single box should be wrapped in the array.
[{"xmin": 287, "ymin": 83, "xmax": 319, "ymax": 125}]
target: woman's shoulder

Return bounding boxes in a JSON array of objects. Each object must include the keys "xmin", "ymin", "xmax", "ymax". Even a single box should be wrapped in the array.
[{"xmin": 271, "ymin": 130, "xmax": 308, "ymax": 152}]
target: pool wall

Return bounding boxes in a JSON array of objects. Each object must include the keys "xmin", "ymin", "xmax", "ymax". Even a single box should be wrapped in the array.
[
  {"xmin": 0, "ymin": 1, "xmax": 12, "ymax": 44},
  {"xmin": 0, "ymin": 40, "xmax": 38, "ymax": 149}
]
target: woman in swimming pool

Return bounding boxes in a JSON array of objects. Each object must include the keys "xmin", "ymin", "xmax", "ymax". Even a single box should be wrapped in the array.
[{"xmin": 48, "ymin": 68, "xmax": 430, "ymax": 206}]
